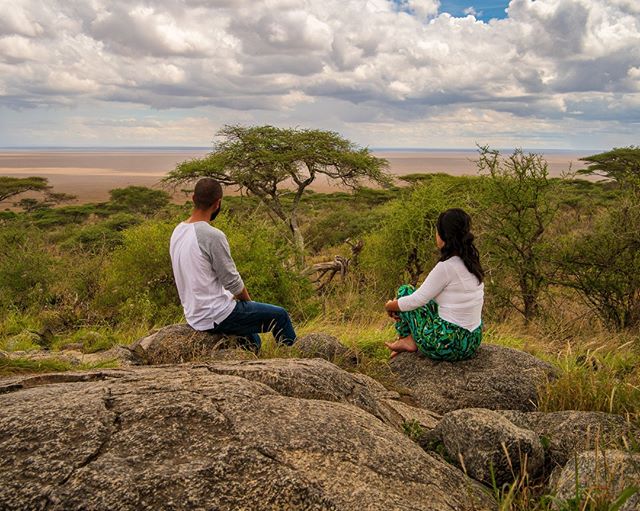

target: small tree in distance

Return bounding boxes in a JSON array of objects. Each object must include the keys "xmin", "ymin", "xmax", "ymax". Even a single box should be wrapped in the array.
[
  {"xmin": 0, "ymin": 176, "xmax": 50, "ymax": 204},
  {"xmin": 164, "ymin": 124, "xmax": 391, "ymax": 266},
  {"xmin": 579, "ymin": 146, "xmax": 640, "ymax": 191}
]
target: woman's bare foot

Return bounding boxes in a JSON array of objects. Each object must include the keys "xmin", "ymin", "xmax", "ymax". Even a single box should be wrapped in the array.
[{"xmin": 384, "ymin": 335, "xmax": 418, "ymax": 356}]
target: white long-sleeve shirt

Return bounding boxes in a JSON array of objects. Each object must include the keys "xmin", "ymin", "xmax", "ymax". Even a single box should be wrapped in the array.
[
  {"xmin": 170, "ymin": 222, "xmax": 244, "ymax": 330},
  {"xmin": 397, "ymin": 256, "xmax": 484, "ymax": 331}
]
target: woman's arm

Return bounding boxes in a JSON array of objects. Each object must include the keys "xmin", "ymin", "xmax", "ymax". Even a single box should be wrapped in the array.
[{"xmin": 396, "ymin": 262, "xmax": 449, "ymax": 311}]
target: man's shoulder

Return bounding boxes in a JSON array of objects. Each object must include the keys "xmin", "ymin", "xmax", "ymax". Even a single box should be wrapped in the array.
[
  {"xmin": 193, "ymin": 222, "xmax": 228, "ymax": 243},
  {"xmin": 194, "ymin": 222, "xmax": 227, "ymax": 238}
]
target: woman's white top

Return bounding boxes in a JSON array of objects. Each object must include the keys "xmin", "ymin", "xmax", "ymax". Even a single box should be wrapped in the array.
[{"xmin": 397, "ymin": 256, "xmax": 484, "ymax": 331}]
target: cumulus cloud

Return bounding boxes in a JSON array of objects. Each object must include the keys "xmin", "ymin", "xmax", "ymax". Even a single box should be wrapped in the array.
[{"xmin": 0, "ymin": 0, "xmax": 638, "ymax": 147}]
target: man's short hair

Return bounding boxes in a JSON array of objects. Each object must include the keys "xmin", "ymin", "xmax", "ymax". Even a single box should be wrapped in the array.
[{"xmin": 193, "ymin": 178, "xmax": 223, "ymax": 209}]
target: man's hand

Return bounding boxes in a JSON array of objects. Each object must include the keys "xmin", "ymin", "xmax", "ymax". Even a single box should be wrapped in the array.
[{"xmin": 234, "ymin": 287, "xmax": 251, "ymax": 302}]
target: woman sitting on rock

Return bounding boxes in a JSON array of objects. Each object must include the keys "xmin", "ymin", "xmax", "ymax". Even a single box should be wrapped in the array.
[{"xmin": 384, "ymin": 208, "xmax": 484, "ymax": 361}]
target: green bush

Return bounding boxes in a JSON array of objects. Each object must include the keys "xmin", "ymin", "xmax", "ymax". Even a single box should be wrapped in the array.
[
  {"xmin": 476, "ymin": 147, "xmax": 560, "ymax": 322},
  {"xmin": 360, "ymin": 177, "xmax": 475, "ymax": 295},
  {"xmin": 0, "ymin": 226, "xmax": 57, "ymax": 310},
  {"xmin": 98, "ymin": 214, "xmax": 314, "ymax": 325},
  {"xmin": 218, "ymin": 215, "xmax": 315, "ymax": 317},
  {"xmin": 98, "ymin": 220, "xmax": 180, "ymax": 324},
  {"xmin": 108, "ymin": 186, "xmax": 171, "ymax": 216},
  {"xmin": 62, "ymin": 213, "xmax": 141, "ymax": 253},
  {"xmin": 557, "ymin": 194, "xmax": 640, "ymax": 329}
]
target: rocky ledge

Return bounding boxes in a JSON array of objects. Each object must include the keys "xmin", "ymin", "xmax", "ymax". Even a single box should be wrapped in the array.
[
  {"xmin": 0, "ymin": 360, "xmax": 492, "ymax": 511},
  {"xmin": 1, "ymin": 326, "xmax": 637, "ymax": 510}
]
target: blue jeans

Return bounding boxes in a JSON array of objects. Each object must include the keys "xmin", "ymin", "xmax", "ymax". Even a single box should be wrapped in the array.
[{"xmin": 209, "ymin": 300, "xmax": 297, "ymax": 351}]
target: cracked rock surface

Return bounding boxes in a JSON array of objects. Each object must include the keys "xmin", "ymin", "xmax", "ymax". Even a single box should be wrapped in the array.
[
  {"xmin": 390, "ymin": 344, "xmax": 557, "ymax": 414},
  {"xmin": 0, "ymin": 361, "xmax": 495, "ymax": 511}
]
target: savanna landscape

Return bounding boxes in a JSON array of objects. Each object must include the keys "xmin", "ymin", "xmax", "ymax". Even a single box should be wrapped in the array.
[{"xmin": 1, "ymin": 127, "xmax": 639, "ymax": 510}]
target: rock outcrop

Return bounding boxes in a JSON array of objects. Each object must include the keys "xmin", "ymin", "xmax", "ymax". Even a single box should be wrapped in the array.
[
  {"xmin": 128, "ymin": 323, "xmax": 253, "ymax": 365},
  {"xmin": 390, "ymin": 344, "xmax": 557, "ymax": 414},
  {"xmin": 551, "ymin": 450, "xmax": 640, "ymax": 511},
  {"xmin": 202, "ymin": 358, "xmax": 404, "ymax": 427},
  {"xmin": 294, "ymin": 333, "xmax": 357, "ymax": 365},
  {"xmin": 430, "ymin": 408, "xmax": 545, "ymax": 485},
  {"xmin": 498, "ymin": 410, "xmax": 638, "ymax": 467},
  {"xmin": 0, "ymin": 362, "xmax": 496, "ymax": 511}
]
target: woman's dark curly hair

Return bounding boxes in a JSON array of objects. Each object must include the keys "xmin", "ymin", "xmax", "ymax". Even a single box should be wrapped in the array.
[{"xmin": 436, "ymin": 208, "xmax": 484, "ymax": 284}]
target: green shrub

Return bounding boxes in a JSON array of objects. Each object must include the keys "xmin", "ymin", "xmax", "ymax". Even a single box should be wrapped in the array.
[
  {"xmin": 108, "ymin": 186, "xmax": 171, "ymax": 216},
  {"xmin": 0, "ymin": 226, "xmax": 57, "ymax": 309},
  {"xmin": 62, "ymin": 213, "xmax": 141, "ymax": 253},
  {"xmin": 98, "ymin": 220, "xmax": 180, "ymax": 323},
  {"xmin": 360, "ymin": 177, "xmax": 474, "ymax": 295},
  {"xmin": 476, "ymin": 147, "xmax": 561, "ymax": 323},
  {"xmin": 557, "ymin": 194, "xmax": 640, "ymax": 329},
  {"xmin": 218, "ymin": 215, "xmax": 315, "ymax": 317},
  {"xmin": 98, "ymin": 214, "xmax": 314, "ymax": 325}
]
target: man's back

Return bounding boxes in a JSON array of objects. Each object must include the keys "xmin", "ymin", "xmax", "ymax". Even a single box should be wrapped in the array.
[{"xmin": 169, "ymin": 221, "xmax": 244, "ymax": 330}]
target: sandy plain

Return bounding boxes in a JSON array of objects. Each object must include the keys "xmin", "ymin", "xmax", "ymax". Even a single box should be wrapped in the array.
[{"xmin": 0, "ymin": 149, "xmax": 593, "ymax": 204}]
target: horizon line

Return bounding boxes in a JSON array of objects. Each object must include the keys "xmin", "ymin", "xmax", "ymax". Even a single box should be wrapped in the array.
[{"xmin": 0, "ymin": 145, "xmax": 605, "ymax": 153}]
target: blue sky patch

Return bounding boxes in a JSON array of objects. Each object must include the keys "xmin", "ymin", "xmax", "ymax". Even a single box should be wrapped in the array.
[{"xmin": 439, "ymin": 1, "xmax": 509, "ymax": 21}]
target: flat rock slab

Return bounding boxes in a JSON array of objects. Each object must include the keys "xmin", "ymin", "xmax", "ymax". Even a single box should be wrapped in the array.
[
  {"xmin": 0, "ymin": 361, "xmax": 495, "ymax": 511},
  {"xmin": 390, "ymin": 344, "xmax": 558, "ymax": 414}
]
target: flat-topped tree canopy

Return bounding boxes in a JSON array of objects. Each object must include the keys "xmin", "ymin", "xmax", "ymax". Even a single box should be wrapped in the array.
[
  {"xmin": 0, "ymin": 176, "xmax": 50, "ymax": 204},
  {"xmin": 165, "ymin": 124, "xmax": 391, "ymax": 265},
  {"xmin": 579, "ymin": 146, "xmax": 640, "ymax": 189}
]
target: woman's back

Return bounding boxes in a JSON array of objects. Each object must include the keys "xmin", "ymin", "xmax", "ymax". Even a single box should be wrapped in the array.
[
  {"xmin": 397, "ymin": 256, "xmax": 483, "ymax": 331},
  {"xmin": 435, "ymin": 256, "xmax": 484, "ymax": 331}
]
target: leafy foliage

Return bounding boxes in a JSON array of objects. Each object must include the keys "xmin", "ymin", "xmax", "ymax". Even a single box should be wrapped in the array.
[
  {"xmin": 557, "ymin": 195, "xmax": 640, "ymax": 329},
  {"xmin": 476, "ymin": 147, "xmax": 560, "ymax": 322},
  {"xmin": 0, "ymin": 176, "xmax": 50, "ymax": 204},
  {"xmin": 360, "ymin": 176, "xmax": 474, "ymax": 294},
  {"xmin": 579, "ymin": 146, "xmax": 640, "ymax": 190},
  {"xmin": 0, "ymin": 226, "xmax": 56, "ymax": 310},
  {"xmin": 108, "ymin": 186, "xmax": 171, "ymax": 216}
]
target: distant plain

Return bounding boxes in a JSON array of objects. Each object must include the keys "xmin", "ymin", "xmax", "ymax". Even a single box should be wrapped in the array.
[{"xmin": 0, "ymin": 148, "xmax": 593, "ymax": 203}]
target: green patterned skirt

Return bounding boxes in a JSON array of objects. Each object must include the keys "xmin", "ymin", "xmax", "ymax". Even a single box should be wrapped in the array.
[{"xmin": 395, "ymin": 284, "xmax": 482, "ymax": 361}]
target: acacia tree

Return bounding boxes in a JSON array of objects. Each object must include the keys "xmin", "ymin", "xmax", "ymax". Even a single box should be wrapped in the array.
[
  {"xmin": 0, "ymin": 176, "xmax": 50, "ymax": 204},
  {"xmin": 476, "ymin": 146, "xmax": 560, "ymax": 323},
  {"xmin": 165, "ymin": 125, "xmax": 390, "ymax": 265},
  {"xmin": 579, "ymin": 146, "xmax": 640, "ymax": 191}
]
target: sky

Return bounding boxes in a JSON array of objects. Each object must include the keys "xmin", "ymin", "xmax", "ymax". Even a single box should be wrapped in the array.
[{"xmin": 0, "ymin": 0, "xmax": 638, "ymax": 149}]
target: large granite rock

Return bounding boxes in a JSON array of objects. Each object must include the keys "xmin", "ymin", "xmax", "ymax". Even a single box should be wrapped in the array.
[
  {"xmin": 431, "ymin": 408, "xmax": 544, "ymax": 486},
  {"xmin": 202, "ymin": 358, "xmax": 404, "ymax": 428},
  {"xmin": 128, "ymin": 323, "xmax": 253, "ymax": 365},
  {"xmin": 498, "ymin": 410, "xmax": 639, "ymax": 468},
  {"xmin": 390, "ymin": 344, "xmax": 557, "ymax": 414},
  {"xmin": 0, "ymin": 361, "xmax": 496, "ymax": 511},
  {"xmin": 552, "ymin": 450, "xmax": 640, "ymax": 511}
]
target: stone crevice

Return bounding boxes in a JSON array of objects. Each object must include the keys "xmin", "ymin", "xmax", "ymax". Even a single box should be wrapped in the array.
[{"xmin": 44, "ymin": 388, "xmax": 123, "ymax": 509}]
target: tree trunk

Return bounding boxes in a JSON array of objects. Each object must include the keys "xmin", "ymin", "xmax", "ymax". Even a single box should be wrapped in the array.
[{"xmin": 289, "ymin": 215, "xmax": 305, "ymax": 268}]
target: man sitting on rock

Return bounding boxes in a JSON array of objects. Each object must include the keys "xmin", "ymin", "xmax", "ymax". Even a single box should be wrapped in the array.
[{"xmin": 169, "ymin": 177, "xmax": 297, "ymax": 351}]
